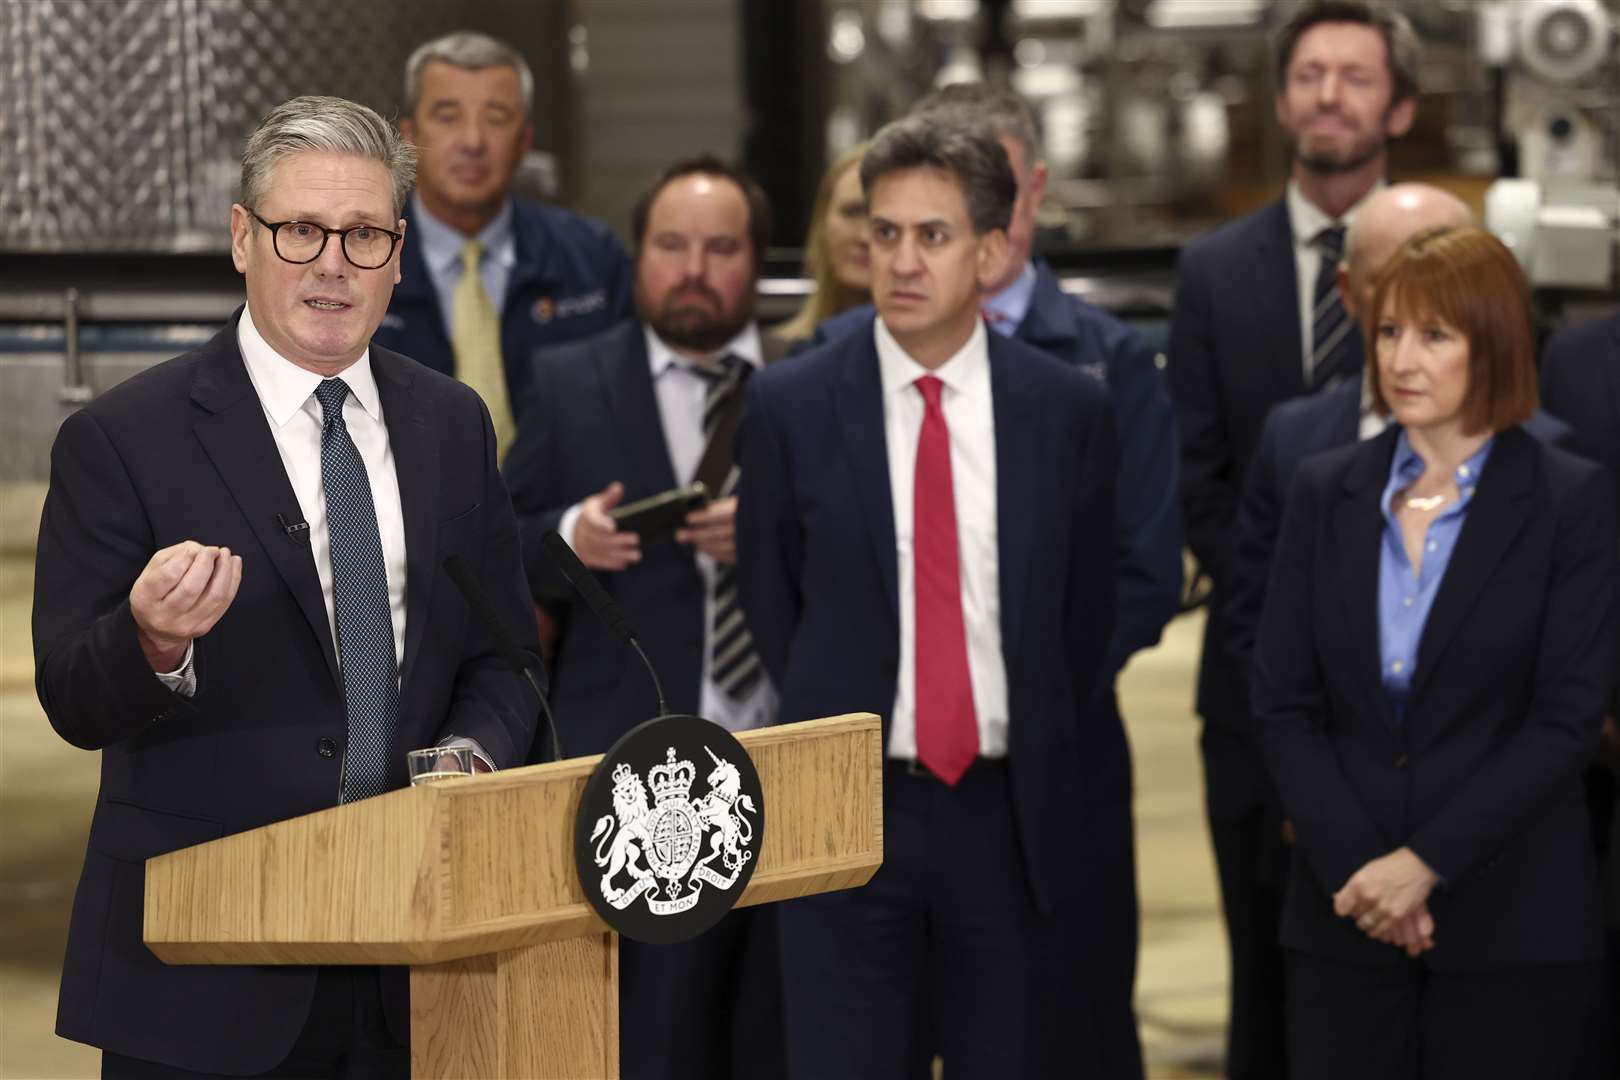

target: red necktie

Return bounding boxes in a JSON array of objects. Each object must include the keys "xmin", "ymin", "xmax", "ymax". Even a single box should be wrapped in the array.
[{"xmin": 913, "ymin": 375, "xmax": 979, "ymax": 785}]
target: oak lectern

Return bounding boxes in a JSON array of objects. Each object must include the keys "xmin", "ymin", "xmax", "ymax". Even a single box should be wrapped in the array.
[{"xmin": 143, "ymin": 713, "xmax": 883, "ymax": 1078}]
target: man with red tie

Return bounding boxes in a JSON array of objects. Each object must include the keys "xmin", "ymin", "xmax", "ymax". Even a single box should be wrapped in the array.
[{"xmin": 736, "ymin": 114, "xmax": 1134, "ymax": 1077}]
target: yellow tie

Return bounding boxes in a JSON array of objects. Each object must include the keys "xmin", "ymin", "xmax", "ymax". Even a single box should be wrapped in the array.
[{"xmin": 451, "ymin": 240, "xmax": 514, "ymax": 459}]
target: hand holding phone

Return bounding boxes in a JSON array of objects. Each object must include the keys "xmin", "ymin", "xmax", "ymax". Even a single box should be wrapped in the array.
[
  {"xmin": 675, "ymin": 496, "xmax": 738, "ymax": 564},
  {"xmin": 573, "ymin": 482, "xmax": 642, "ymax": 570},
  {"xmin": 609, "ymin": 482, "xmax": 710, "ymax": 546}
]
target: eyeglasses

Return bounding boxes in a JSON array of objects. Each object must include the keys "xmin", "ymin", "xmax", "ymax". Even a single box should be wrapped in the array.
[{"xmin": 246, "ymin": 210, "xmax": 402, "ymax": 270}]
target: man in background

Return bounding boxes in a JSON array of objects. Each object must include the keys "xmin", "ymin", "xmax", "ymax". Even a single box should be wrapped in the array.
[
  {"xmin": 1166, "ymin": 4, "xmax": 1421, "ymax": 1073},
  {"xmin": 376, "ymin": 30, "xmax": 632, "ymax": 456},
  {"xmin": 502, "ymin": 156, "xmax": 787, "ymax": 1080}
]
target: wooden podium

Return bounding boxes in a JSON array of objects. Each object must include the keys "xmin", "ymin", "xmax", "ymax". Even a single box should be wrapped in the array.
[{"xmin": 143, "ymin": 713, "xmax": 882, "ymax": 1079}]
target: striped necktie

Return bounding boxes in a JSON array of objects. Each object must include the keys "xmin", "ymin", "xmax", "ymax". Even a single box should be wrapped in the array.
[
  {"xmin": 696, "ymin": 355, "xmax": 761, "ymax": 700},
  {"xmin": 313, "ymin": 379, "xmax": 400, "ymax": 801},
  {"xmin": 1309, "ymin": 224, "xmax": 1357, "ymax": 391},
  {"xmin": 451, "ymin": 240, "xmax": 515, "ymax": 458}
]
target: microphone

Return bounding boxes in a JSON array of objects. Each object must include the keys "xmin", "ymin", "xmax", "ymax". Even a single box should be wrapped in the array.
[
  {"xmin": 442, "ymin": 554, "xmax": 565, "ymax": 762},
  {"xmin": 277, "ymin": 514, "xmax": 310, "ymax": 542},
  {"xmin": 539, "ymin": 529, "xmax": 671, "ymax": 718}
]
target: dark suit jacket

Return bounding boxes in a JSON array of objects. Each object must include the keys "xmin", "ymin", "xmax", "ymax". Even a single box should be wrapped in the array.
[
  {"xmin": 1253, "ymin": 425, "xmax": 1615, "ymax": 969},
  {"xmin": 1541, "ymin": 311, "xmax": 1620, "ymax": 513},
  {"xmin": 502, "ymin": 319, "xmax": 788, "ymax": 758},
  {"xmin": 1228, "ymin": 377, "xmax": 1575, "ymax": 683},
  {"xmin": 735, "ymin": 316, "xmax": 1124, "ymax": 912},
  {"xmin": 1168, "ymin": 199, "xmax": 1366, "ymax": 744},
  {"xmin": 32, "ymin": 316, "xmax": 540, "ymax": 1074},
  {"xmin": 805, "ymin": 264, "xmax": 1182, "ymax": 676}
]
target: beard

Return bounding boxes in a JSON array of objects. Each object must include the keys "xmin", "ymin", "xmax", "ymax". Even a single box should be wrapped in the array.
[
  {"xmin": 1290, "ymin": 113, "xmax": 1390, "ymax": 176},
  {"xmin": 640, "ymin": 282, "xmax": 754, "ymax": 354}
]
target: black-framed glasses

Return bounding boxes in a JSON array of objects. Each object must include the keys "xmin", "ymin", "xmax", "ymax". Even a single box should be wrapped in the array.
[{"xmin": 247, "ymin": 210, "xmax": 402, "ymax": 270}]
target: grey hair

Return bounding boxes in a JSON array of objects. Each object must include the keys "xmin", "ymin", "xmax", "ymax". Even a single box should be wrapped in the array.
[
  {"xmin": 240, "ymin": 96, "xmax": 417, "ymax": 217},
  {"xmin": 404, "ymin": 31, "xmax": 534, "ymax": 116},
  {"xmin": 1273, "ymin": 1, "xmax": 1423, "ymax": 104},
  {"xmin": 859, "ymin": 114, "xmax": 1016, "ymax": 236},
  {"xmin": 910, "ymin": 82, "xmax": 1041, "ymax": 168}
]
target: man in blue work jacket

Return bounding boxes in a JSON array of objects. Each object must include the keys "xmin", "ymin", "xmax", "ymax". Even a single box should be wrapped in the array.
[{"xmin": 375, "ymin": 31, "xmax": 632, "ymax": 454}]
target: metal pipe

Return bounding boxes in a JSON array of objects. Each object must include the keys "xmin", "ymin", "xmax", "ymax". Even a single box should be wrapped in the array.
[{"xmin": 60, "ymin": 287, "xmax": 92, "ymax": 406}]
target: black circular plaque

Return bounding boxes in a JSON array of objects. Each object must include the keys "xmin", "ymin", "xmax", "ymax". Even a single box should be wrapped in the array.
[{"xmin": 574, "ymin": 714, "xmax": 765, "ymax": 944}]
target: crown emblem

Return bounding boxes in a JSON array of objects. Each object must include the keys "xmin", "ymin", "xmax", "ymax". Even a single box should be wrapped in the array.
[{"xmin": 648, "ymin": 747, "xmax": 696, "ymax": 805}]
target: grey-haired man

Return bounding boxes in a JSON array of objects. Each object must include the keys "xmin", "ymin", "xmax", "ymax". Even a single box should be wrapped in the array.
[{"xmin": 34, "ymin": 94, "xmax": 540, "ymax": 1078}]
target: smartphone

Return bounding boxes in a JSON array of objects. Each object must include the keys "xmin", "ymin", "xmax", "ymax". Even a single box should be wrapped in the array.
[{"xmin": 609, "ymin": 482, "xmax": 711, "ymax": 544}]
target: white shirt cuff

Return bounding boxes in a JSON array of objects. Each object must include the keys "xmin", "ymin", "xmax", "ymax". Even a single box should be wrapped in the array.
[
  {"xmin": 154, "ymin": 641, "xmax": 197, "ymax": 699},
  {"xmin": 438, "ymin": 734, "xmax": 497, "ymax": 772},
  {"xmin": 557, "ymin": 502, "xmax": 585, "ymax": 553}
]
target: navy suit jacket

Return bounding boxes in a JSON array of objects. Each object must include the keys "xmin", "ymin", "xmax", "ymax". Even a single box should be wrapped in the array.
[
  {"xmin": 374, "ymin": 196, "xmax": 633, "ymax": 421},
  {"xmin": 1253, "ymin": 425, "xmax": 1615, "ymax": 970},
  {"xmin": 1541, "ymin": 311, "xmax": 1620, "ymax": 525},
  {"xmin": 1167, "ymin": 199, "xmax": 1365, "ymax": 737},
  {"xmin": 32, "ymin": 316, "xmax": 540, "ymax": 1073},
  {"xmin": 1228, "ymin": 376, "xmax": 1575, "ymax": 686},
  {"xmin": 735, "ymin": 316, "xmax": 1125, "ymax": 912},
  {"xmin": 807, "ymin": 259, "xmax": 1182, "ymax": 677},
  {"xmin": 502, "ymin": 319, "xmax": 710, "ymax": 758}
]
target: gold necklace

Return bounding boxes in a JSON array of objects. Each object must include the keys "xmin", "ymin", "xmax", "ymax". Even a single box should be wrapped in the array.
[{"xmin": 1405, "ymin": 493, "xmax": 1446, "ymax": 511}]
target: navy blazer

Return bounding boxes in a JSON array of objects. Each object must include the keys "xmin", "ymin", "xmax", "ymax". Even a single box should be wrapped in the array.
[
  {"xmin": 1541, "ymin": 312, "xmax": 1620, "ymax": 517},
  {"xmin": 1168, "ymin": 199, "xmax": 1365, "ymax": 734},
  {"xmin": 502, "ymin": 319, "xmax": 709, "ymax": 757},
  {"xmin": 1253, "ymin": 425, "xmax": 1616, "ymax": 970},
  {"xmin": 807, "ymin": 259, "xmax": 1183, "ymax": 676},
  {"xmin": 374, "ymin": 196, "xmax": 633, "ymax": 420},
  {"xmin": 1227, "ymin": 375, "xmax": 1575, "ymax": 685},
  {"xmin": 735, "ymin": 316, "xmax": 1125, "ymax": 912},
  {"xmin": 32, "ymin": 316, "xmax": 540, "ymax": 1072}
]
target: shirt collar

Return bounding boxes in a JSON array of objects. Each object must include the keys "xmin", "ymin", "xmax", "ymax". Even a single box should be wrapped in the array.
[
  {"xmin": 874, "ymin": 315, "xmax": 990, "ymax": 400},
  {"xmin": 409, "ymin": 191, "xmax": 516, "ymax": 276},
  {"xmin": 1286, "ymin": 178, "xmax": 1385, "ymax": 249},
  {"xmin": 982, "ymin": 260, "xmax": 1038, "ymax": 336},
  {"xmin": 643, "ymin": 321, "xmax": 765, "ymax": 379},
  {"xmin": 1383, "ymin": 427, "xmax": 1495, "ymax": 513},
  {"xmin": 237, "ymin": 303, "xmax": 382, "ymax": 427}
]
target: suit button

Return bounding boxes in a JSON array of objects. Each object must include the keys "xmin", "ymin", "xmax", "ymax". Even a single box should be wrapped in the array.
[
  {"xmin": 317, "ymin": 738, "xmax": 338, "ymax": 759},
  {"xmin": 1393, "ymin": 753, "xmax": 1409, "ymax": 770}
]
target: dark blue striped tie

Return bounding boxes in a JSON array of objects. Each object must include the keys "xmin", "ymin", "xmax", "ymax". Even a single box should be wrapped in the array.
[
  {"xmin": 698, "ymin": 356, "xmax": 762, "ymax": 700},
  {"xmin": 314, "ymin": 379, "xmax": 400, "ymax": 801},
  {"xmin": 1310, "ymin": 224, "xmax": 1357, "ymax": 391}
]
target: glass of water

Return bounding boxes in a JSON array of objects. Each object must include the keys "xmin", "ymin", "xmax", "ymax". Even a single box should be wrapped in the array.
[{"xmin": 406, "ymin": 746, "xmax": 474, "ymax": 787}]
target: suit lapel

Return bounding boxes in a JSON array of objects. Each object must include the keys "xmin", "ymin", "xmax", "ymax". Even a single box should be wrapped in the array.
[
  {"xmin": 373, "ymin": 350, "xmax": 438, "ymax": 691},
  {"xmin": 603, "ymin": 323, "xmax": 680, "ymax": 494},
  {"xmin": 1255, "ymin": 201, "xmax": 1307, "ymax": 399},
  {"xmin": 988, "ymin": 337, "xmax": 1036, "ymax": 662},
  {"xmin": 1335, "ymin": 428, "xmax": 1398, "ymax": 727},
  {"xmin": 1410, "ymin": 428, "xmax": 1536, "ymax": 704},
  {"xmin": 834, "ymin": 325, "xmax": 900, "ymax": 622},
  {"xmin": 189, "ymin": 321, "xmax": 338, "ymax": 684}
]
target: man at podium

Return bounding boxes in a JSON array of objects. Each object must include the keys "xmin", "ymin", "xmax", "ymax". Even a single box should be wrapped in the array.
[
  {"xmin": 31, "ymin": 95, "xmax": 541, "ymax": 1078},
  {"xmin": 737, "ymin": 113, "xmax": 1140, "ymax": 1076}
]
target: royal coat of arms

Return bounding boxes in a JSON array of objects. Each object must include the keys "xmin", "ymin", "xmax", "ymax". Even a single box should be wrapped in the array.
[{"xmin": 589, "ymin": 745, "xmax": 758, "ymax": 916}]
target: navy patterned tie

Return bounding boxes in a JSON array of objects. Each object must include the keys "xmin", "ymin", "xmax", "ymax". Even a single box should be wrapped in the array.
[
  {"xmin": 696, "ymin": 356, "xmax": 761, "ymax": 700},
  {"xmin": 1309, "ymin": 224, "xmax": 1357, "ymax": 391},
  {"xmin": 314, "ymin": 379, "xmax": 400, "ymax": 801}
]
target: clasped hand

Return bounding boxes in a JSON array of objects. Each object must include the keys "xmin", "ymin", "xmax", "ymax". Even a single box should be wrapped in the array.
[{"xmin": 1333, "ymin": 846, "xmax": 1439, "ymax": 958}]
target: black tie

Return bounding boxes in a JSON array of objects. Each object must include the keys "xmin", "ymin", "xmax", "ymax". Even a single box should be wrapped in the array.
[
  {"xmin": 694, "ymin": 356, "xmax": 761, "ymax": 700},
  {"xmin": 1310, "ymin": 224, "xmax": 1357, "ymax": 391},
  {"xmin": 313, "ymin": 379, "xmax": 400, "ymax": 801}
]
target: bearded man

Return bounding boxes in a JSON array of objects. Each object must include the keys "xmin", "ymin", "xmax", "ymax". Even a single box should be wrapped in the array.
[{"xmin": 501, "ymin": 155, "xmax": 789, "ymax": 1080}]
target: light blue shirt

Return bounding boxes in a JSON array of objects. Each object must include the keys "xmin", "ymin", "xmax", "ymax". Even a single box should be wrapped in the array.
[
  {"xmin": 982, "ymin": 260, "xmax": 1038, "ymax": 337},
  {"xmin": 409, "ymin": 193, "xmax": 517, "ymax": 339},
  {"xmin": 1377, "ymin": 430, "xmax": 1494, "ymax": 706}
]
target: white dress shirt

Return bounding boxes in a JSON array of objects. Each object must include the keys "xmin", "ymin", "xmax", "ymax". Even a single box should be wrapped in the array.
[
  {"xmin": 874, "ymin": 317, "xmax": 1010, "ymax": 760},
  {"xmin": 1286, "ymin": 179, "xmax": 1382, "ymax": 384},
  {"xmin": 559, "ymin": 322, "xmax": 777, "ymax": 733},
  {"xmin": 238, "ymin": 305, "xmax": 409, "ymax": 667}
]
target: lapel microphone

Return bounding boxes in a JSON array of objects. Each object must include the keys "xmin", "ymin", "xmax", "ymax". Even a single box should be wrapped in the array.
[{"xmin": 277, "ymin": 514, "xmax": 310, "ymax": 542}]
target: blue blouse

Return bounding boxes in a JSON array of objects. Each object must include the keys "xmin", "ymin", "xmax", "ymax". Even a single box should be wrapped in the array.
[{"xmin": 1377, "ymin": 430, "xmax": 1495, "ymax": 708}]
